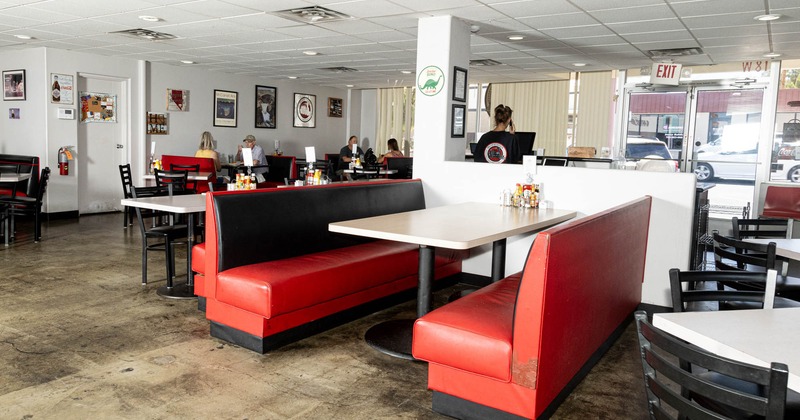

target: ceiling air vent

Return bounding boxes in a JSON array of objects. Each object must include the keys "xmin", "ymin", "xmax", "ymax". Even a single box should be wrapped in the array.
[
  {"xmin": 648, "ymin": 47, "xmax": 703, "ymax": 58},
  {"xmin": 275, "ymin": 6, "xmax": 352, "ymax": 24},
  {"xmin": 320, "ymin": 66, "xmax": 359, "ymax": 73},
  {"xmin": 110, "ymin": 28, "xmax": 177, "ymax": 40},
  {"xmin": 470, "ymin": 59, "xmax": 502, "ymax": 66}
]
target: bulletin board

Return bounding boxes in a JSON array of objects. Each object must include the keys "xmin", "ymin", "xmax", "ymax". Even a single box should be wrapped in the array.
[{"xmin": 80, "ymin": 92, "xmax": 116, "ymax": 123}]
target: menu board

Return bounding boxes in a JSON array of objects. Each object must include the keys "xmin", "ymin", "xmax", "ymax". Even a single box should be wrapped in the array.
[{"xmin": 80, "ymin": 92, "xmax": 116, "ymax": 123}]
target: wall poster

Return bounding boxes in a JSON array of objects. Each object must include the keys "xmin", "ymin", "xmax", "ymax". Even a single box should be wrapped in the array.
[
  {"xmin": 51, "ymin": 73, "xmax": 74, "ymax": 104},
  {"xmin": 293, "ymin": 93, "xmax": 316, "ymax": 128},
  {"xmin": 255, "ymin": 85, "xmax": 276, "ymax": 128},
  {"xmin": 80, "ymin": 92, "xmax": 116, "ymax": 123},
  {"xmin": 213, "ymin": 89, "xmax": 237, "ymax": 127}
]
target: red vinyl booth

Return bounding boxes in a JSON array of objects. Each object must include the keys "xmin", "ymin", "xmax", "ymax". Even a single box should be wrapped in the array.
[
  {"xmin": 160, "ymin": 155, "xmax": 217, "ymax": 193},
  {"xmin": 412, "ymin": 196, "xmax": 652, "ymax": 419}
]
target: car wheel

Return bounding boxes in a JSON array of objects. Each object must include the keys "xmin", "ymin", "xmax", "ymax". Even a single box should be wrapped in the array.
[
  {"xmin": 695, "ymin": 163, "xmax": 713, "ymax": 181},
  {"xmin": 789, "ymin": 166, "xmax": 800, "ymax": 183}
]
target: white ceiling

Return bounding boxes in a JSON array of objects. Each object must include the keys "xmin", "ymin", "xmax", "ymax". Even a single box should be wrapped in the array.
[{"xmin": 1, "ymin": 0, "xmax": 798, "ymax": 89}]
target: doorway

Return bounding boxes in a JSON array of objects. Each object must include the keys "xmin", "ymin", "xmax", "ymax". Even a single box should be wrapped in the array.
[
  {"xmin": 624, "ymin": 85, "xmax": 767, "ymax": 218},
  {"xmin": 77, "ymin": 75, "xmax": 128, "ymax": 214}
]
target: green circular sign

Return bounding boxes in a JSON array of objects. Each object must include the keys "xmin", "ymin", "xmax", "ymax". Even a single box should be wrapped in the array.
[{"xmin": 417, "ymin": 66, "xmax": 445, "ymax": 96}]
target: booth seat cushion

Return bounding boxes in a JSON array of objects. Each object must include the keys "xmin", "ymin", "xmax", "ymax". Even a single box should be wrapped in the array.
[
  {"xmin": 762, "ymin": 185, "xmax": 800, "ymax": 219},
  {"xmin": 216, "ymin": 241, "xmax": 437, "ymax": 318},
  {"xmin": 413, "ymin": 273, "xmax": 522, "ymax": 382}
]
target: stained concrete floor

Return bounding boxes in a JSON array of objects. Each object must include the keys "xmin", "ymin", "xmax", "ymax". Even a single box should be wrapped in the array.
[{"xmin": 0, "ymin": 213, "xmax": 649, "ymax": 419}]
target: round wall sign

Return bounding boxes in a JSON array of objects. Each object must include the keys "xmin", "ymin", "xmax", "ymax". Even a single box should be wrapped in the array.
[
  {"xmin": 296, "ymin": 96, "xmax": 314, "ymax": 122},
  {"xmin": 417, "ymin": 66, "xmax": 445, "ymax": 96}
]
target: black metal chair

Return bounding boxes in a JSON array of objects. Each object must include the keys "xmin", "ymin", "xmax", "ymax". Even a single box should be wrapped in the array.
[
  {"xmin": 713, "ymin": 233, "xmax": 800, "ymax": 301},
  {"xmin": 0, "ymin": 167, "xmax": 50, "ymax": 242},
  {"xmin": 635, "ymin": 311, "xmax": 790, "ymax": 420},
  {"xmin": 1, "ymin": 202, "xmax": 9, "ymax": 246},
  {"xmin": 669, "ymin": 268, "xmax": 800, "ymax": 311},
  {"xmin": 732, "ymin": 217, "xmax": 791, "ymax": 240},
  {"xmin": 154, "ymin": 169, "xmax": 189, "ymax": 194},
  {"xmin": 131, "ymin": 185, "xmax": 188, "ymax": 286},
  {"xmin": 169, "ymin": 163, "xmax": 200, "ymax": 192}
]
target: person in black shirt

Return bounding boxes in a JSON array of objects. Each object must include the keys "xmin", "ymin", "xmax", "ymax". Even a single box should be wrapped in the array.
[
  {"xmin": 474, "ymin": 104, "xmax": 521, "ymax": 164},
  {"xmin": 337, "ymin": 135, "xmax": 364, "ymax": 180}
]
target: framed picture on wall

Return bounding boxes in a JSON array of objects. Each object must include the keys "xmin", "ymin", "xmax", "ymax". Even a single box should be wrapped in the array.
[
  {"xmin": 452, "ymin": 104, "xmax": 465, "ymax": 138},
  {"xmin": 51, "ymin": 73, "xmax": 74, "ymax": 104},
  {"xmin": 293, "ymin": 93, "xmax": 316, "ymax": 128},
  {"xmin": 146, "ymin": 112, "xmax": 168, "ymax": 134},
  {"xmin": 213, "ymin": 89, "xmax": 237, "ymax": 127},
  {"xmin": 452, "ymin": 66, "xmax": 467, "ymax": 102},
  {"xmin": 166, "ymin": 88, "xmax": 189, "ymax": 111},
  {"xmin": 3, "ymin": 69, "xmax": 26, "ymax": 101},
  {"xmin": 255, "ymin": 85, "xmax": 276, "ymax": 129},
  {"xmin": 328, "ymin": 97, "xmax": 342, "ymax": 117}
]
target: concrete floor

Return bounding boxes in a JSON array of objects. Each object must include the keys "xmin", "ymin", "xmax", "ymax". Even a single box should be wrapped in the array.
[{"xmin": 0, "ymin": 213, "xmax": 649, "ymax": 419}]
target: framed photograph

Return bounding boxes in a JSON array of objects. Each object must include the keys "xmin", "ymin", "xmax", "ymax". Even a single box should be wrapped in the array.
[
  {"xmin": 328, "ymin": 97, "xmax": 343, "ymax": 118},
  {"xmin": 80, "ymin": 92, "xmax": 116, "ymax": 123},
  {"xmin": 9, "ymin": 108, "xmax": 20, "ymax": 119},
  {"xmin": 255, "ymin": 85, "xmax": 276, "ymax": 129},
  {"xmin": 166, "ymin": 89, "xmax": 188, "ymax": 111},
  {"xmin": 452, "ymin": 66, "xmax": 467, "ymax": 102},
  {"xmin": 451, "ymin": 104, "xmax": 466, "ymax": 138},
  {"xmin": 51, "ymin": 73, "xmax": 74, "ymax": 104},
  {"xmin": 146, "ymin": 112, "xmax": 168, "ymax": 134},
  {"xmin": 293, "ymin": 93, "xmax": 316, "ymax": 128},
  {"xmin": 213, "ymin": 89, "xmax": 237, "ymax": 127},
  {"xmin": 3, "ymin": 69, "xmax": 26, "ymax": 101}
]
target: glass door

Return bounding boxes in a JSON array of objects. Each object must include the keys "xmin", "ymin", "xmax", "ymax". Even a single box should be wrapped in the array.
[
  {"xmin": 687, "ymin": 88, "xmax": 764, "ymax": 217},
  {"xmin": 624, "ymin": 86, "xmax": 767, "ymax": 218}
]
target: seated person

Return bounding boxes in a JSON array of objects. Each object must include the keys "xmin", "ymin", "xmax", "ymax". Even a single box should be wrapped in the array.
[
  {"xmin": 377, "ymin": 138, "xmax": 404, "ymax": 164},
  {"xmin": 195, "ymin": 131, "xmax": 222, "ymax": 172},
  {"xmin": 473, "ymin": 104, "xmax": 521, "ymax": 164},
  {"xmin": 337, "ymin": 135, "xmax": 364, "ymax": 180},
  {"xmin": 235, "ymin": 135, "xmax": 268, "ymax": 174}
]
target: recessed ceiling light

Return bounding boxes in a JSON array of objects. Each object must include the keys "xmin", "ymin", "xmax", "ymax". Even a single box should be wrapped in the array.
[
  {"xmin": 400, "ymin": 70, "xmax": 412, "ymax": 74},
  {"xmin": 13, "ymin": 34, "xmax": 32, "ymax": 40},
  {"xmin": 303, "ymin": 51, "xmax": 319, "ymax": 56},
  {"xmin": 288, "ymin": 76, "xmax": 298, "ymax": 79},
  {"xmin": 507, "ymin": 35, "xmax": 524, "ymax": 41},
  {"xmin": 346, "ymin": 84, "xmax": 354, "ymax": 88},
  {"xmin": 763, "ymin": 52, "xmax": 782, "ymax": 58},
  {"xmin": 139, "ymin": 15, "xmax": 163, "ymax": 22},
  {"xmin": 573, "ymin": 63, "xmax": 587, "ymax": 67},
  {"xmin": 180, "ymin": 60, "xmax": 195, "ymax": 64},
  {"xmin": 754, "ymin": 14, "xmax": 781, "ymax": 21}
]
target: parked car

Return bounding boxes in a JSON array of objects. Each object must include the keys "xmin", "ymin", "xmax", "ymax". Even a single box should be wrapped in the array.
[
  {"xmin": 626, "ymin": 138, "xmax": 672, "ymax": 160},
  {"xmin": 694, "ymin": 148, "xmax": 757, "ymax": 181}
]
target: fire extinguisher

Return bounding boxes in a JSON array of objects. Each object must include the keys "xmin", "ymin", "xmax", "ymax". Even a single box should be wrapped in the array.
[{"xmin": 58, "ymin": 147, "xmax": 70, "ymax": 175}]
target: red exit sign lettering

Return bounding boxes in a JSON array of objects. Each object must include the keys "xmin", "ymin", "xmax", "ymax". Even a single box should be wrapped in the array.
[{"xmin": 650, "ymin": 63, "xmax": 683, "ymax": 86}]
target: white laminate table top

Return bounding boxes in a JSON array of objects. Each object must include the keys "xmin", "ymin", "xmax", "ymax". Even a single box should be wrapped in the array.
[
  {"xmin": 744, "ymin": 238, "xmax": 800, "ymax": 260},
  {"xmin": 142, "ymin": 171, "xmax": 213, "ymax": 181},
  {"xmin": 654, "ymin": 308, "xmax": 800, "ymax": 392},
  {"xmin": 121, "ymin": 194, "xmax": 206, "ymax": 213},
  {"xmin": 329, "ymin": 202, "xmax": 576, "ymax": 250},
  {"xmin": 0, "ymin": 173, "xmax": 31, "ymax": 182},
  {"xmin": 343, "ymin": 168, "xmax": 398, "ymax": 174}
]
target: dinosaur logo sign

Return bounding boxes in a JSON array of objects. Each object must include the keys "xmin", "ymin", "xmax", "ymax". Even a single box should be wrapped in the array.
[{"xmin": 417, "ymin": 66, "xmax": 444, "ymax": 96}]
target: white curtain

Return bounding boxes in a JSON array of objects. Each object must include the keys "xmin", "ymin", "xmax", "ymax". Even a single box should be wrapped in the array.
[
  {"xmin": 574, "ymin": 71, "xmax": 615, "ymax": 151},
  {"xmin": 377, "ymin": 87, "xmax": 412, "ymax": 155},
  {"xmin": 490, "ymin": 80, "xmax": 569, "ymax": 157}
]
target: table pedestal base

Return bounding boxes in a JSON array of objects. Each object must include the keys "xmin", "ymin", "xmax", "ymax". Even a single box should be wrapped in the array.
[
  {"xmin": 364, "ymin": 319, "xmax": 416, "ymax": 360},
  {"xmin": 157, "ymin": 283, "xmax": 196, "ymax": 299}
]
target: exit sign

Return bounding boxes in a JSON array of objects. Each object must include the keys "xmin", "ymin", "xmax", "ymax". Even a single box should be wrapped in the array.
[{"xmin": 650, "ymin": 63, "xmax": 682, "ymax": 86}]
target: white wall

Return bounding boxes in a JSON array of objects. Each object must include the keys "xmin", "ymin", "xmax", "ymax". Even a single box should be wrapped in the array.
[
  {"xmin": 358, "ymin": 89, "xmax": 377, "ymax": 151},
  {"xmin": 0, "ymin": 48, "xmax": 46, "ymax": 159},
  {"xmin": 147, "ymin": 61, "xmax": 349, "ymax": 167}
]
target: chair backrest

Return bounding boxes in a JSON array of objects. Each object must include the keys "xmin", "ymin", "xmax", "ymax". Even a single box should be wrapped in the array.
[
  {"xmin": 119, "ymin": 164, "xmax": 133, "ymax": 199},
  {"xmin": 732, "ymin": 217, "xmax": 790, "ymax": 240},
  {"xmin": 130, "ymin": 185, "xmax": 171, "ymax": 234},
  {"xmin": 169, "ymin": 163, "xmax": 200, "ymax": 172},
  {"xmin": 36, "ymin": 167, "xmax": 50, "ymax": 202},
  {"xmin": 669, "ymin": 268, "xmax": 778, "ymax": 312},
  {"xmin": 634, "ymin": 311, "xmax": 788, "ymax": 420},
  {"xmin": 713, "ymin": 232, "xmax": 777, "ymax": 272},
  {"xmin": 154, "ymin": 169, "xmax": 188, "ymax": 193}
]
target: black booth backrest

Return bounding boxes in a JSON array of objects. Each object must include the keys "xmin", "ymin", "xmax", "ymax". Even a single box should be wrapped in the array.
[
  {"xmin": 0, "ymin": 154, "xmax": 39, "ymax": 197},
  {"xmin": 213, "ymin": 180, "xmax": 425, "ymax": 272}
]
